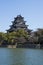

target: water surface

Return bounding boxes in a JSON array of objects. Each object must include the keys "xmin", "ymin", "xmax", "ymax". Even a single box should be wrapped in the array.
[{"xmin": 0, "ymin": 48, "xmax": 43, "ymax": 65}]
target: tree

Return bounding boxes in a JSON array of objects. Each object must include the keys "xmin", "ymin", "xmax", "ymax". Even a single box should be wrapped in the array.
[
  {"xmin": 6, "ymin": 29, "xmax": 29, "ymax": 45},
  {"xmin": 0, "ymin": 32, "xmax": 7, "ymax": 45},
  {"xmin": 33, "ymin": 28, "xmax": 43, "ymax": 44}
]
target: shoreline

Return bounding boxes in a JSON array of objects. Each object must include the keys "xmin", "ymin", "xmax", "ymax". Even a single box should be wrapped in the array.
[{"xmin": 0, "ymin": 44, "xmax": 43, "ymax": 49}]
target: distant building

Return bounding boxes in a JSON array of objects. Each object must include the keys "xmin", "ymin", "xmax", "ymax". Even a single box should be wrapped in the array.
[{"xmin": 7, "ymin": 15, "xmax": 31, "ymax": 34}]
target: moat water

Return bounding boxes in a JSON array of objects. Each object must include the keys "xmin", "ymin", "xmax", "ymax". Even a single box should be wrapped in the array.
[{"xmin": 0, "ymin": 48, "xmax": 43, "ymax": 65}]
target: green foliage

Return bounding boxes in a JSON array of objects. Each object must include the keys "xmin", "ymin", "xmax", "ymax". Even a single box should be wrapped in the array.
[
  {"xmin": 0, "ymin": 32, "xmax": 7, "ymax": 45},
  {"xmin": 34, "ymin": 28, "xmax": 43, "ymax": 36},
  {"xmin": 16, "ymin": 29, "xmax": 29, "ymax": 38},
  {"xmin": 6, "ymin": 29, "xmax": 29, "ymax": 44},
  {"xmin": 0, "ymin": 28, "xmax": 43, "ymax": 46},
  {"xmin": 33, "ymin": 28, "xmax": 43, "ymax": 44}
]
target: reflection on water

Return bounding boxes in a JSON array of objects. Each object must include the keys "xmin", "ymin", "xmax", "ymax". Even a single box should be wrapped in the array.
[{"xmin": 0, "ymin": 48, "xmax": 43, "ymax": 65}]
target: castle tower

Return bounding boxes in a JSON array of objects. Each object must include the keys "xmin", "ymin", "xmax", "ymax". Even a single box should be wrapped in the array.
[{"xmin": 7, "ymin": 15, "xmax": 29, "ymax": 33}]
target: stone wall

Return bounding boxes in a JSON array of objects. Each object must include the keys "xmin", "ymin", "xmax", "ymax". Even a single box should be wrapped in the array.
[
  {"xmin": 17, "ymin": 43, "xmax": 41, "ymax": 49},
  {"xmin": 7, "ymin": 45, "xmax": 16, "ymax": 48}
]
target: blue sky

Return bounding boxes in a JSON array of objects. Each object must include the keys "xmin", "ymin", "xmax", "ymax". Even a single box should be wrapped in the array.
[{"xmin": 0, "ymin": 0, "xmax": 43, "ymax": 32}]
